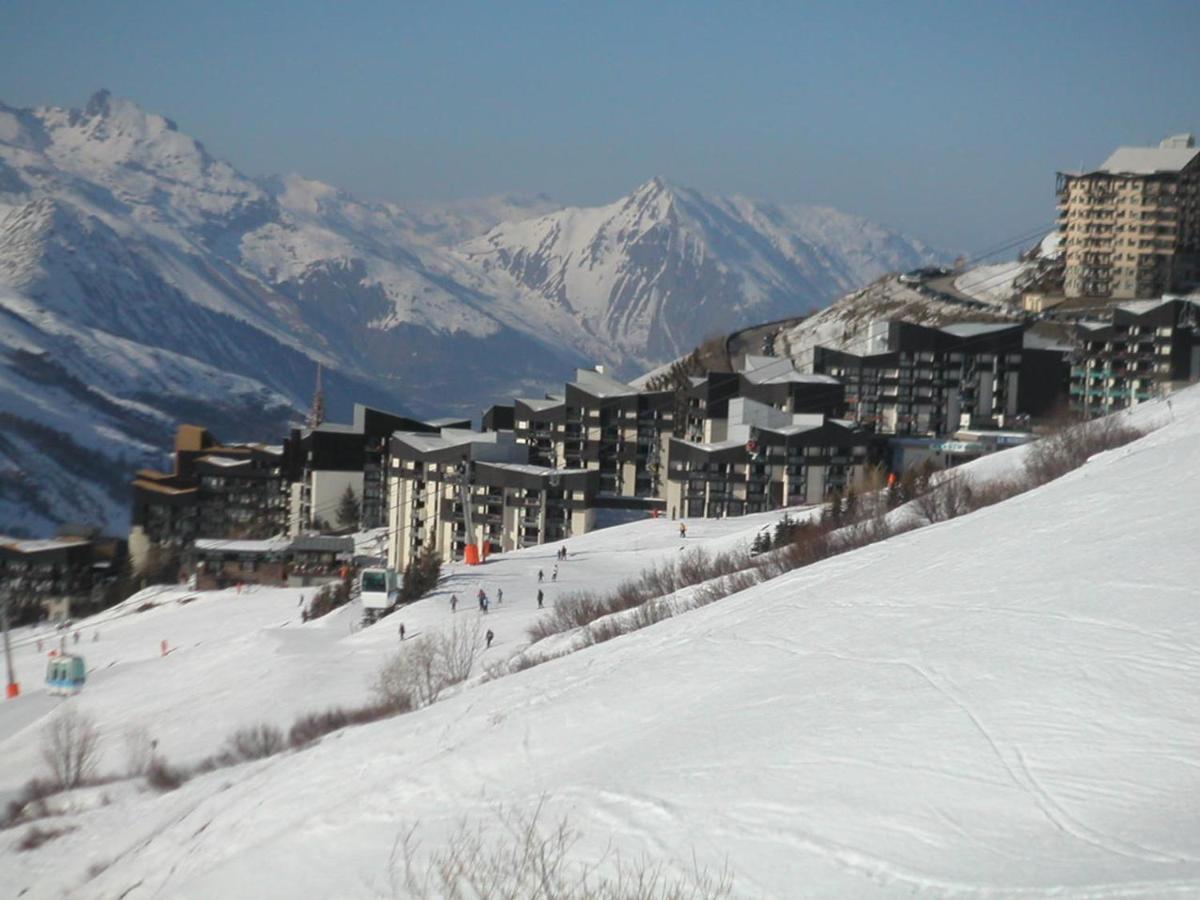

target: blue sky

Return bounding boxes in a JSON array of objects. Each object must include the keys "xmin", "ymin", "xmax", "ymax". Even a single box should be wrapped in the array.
[{"xmin": 3, "ymin": 0, "xmax": 1198, "ymax": 251}]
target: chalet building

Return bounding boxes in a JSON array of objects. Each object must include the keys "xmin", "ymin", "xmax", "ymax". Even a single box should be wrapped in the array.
[
  {"xmin": 189, "ymin": 534, "xmax": 354, "ymax": 590},
  {"xmin": 282, "ymin": 405, "xmax": 466, "ymax": 535},
  {"xmin": 0, "ymin": 529, "xmax": 123, "ymax": 624},
  {"xmin": 665, "ymin": 398, "xmax": 873, "ymax": 519},
  {"xmin": 191, "ymin": 537, "xmax": 292, "ymax": 590},
  {"xmin": 1058, "ymin": 135, "xmax": 1200, "ymax": 301},
  {"xmin": 682, "ymin": 357, "xmax": 846, "ymax": 443},
  {"xmin": 288, "ymin": 535, "xmax": 356, "ymax": 586},
  {"xmin": 1070, "ymin": 299, "xmax": 1200, "ymax": 416},
  {"xmin": 811, "ymin": 321, "xmax": 1068, "ymax": 436},
  {"xmin": 129, "ymin": 425, "xmax": 288, "ymax": 574}
]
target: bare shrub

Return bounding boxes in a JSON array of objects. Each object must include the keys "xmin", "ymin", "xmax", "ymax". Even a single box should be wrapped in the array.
[
  {"xmin": 145, "ymin": 757, "xmax": 188, "ymax": 792},
  {"xmin": 3, "ymin": 778, "xmax": 56, "ymax": 828},
  {"xmin": 1025, "ymin": 417, "xmax": 1144, "ymax": 486},
  {"xmin": 289, "ymin": 708, "xmax": 352, "ymax": 748},
  {"xmin": 289, "ymin": 703, "xmax": 401, "ymax": 749},
  {"xmin": 968, "ymin": 476, "xmax": 1028, "ymax": 511},
  {"xmin": 224, "ymin": 723, "xmax": 286, "ymax": 763},
  {"xmin": 529, "ymin": 548, "xmax": 756, "ymax": 643},
  {"xmin": 123, "ymin": 725, "xmax": 156, "ymax": 777},
  {"xmin": 912, "ymin": 471, "xmax": 977, "ymax": 524},
  {"xmin": 439, "ymin": 615, "xmax": 485, "ymax": 686},
  {"xmin": 374, "ymin": 635, "xmax": 448, "ymax": 709},
  {"xmin": 17, "ymin": 824, "xmax": 75, "ymax": 851},
  {"xmin": 586, "ymin": 601, "xmax": 674, "ymax": 646},
  {"xmin": 391, "ymin": 802, "xmax": 733, "ymax": 900},
  {"xmin": 373, "ymin": 618, "xmax": 484, "ymax": 710},
  {"xmin": 40, "ymin": 707, "xmax": 101, "ymax": 790}
]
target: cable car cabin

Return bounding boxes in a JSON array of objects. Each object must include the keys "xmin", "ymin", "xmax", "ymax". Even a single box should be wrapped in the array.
[
  {"xmin": 46, "ymin": 654, "xmax": 87, "ymax": 695},
  {"xmin": 359, "ymin": 567, "xmax": 398, "ymax": 623}
]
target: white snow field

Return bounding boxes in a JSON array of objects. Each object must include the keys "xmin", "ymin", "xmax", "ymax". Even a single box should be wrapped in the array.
[{"xmin": 3, "ymin": 388, "xmax": 1200, "ymax": 897}]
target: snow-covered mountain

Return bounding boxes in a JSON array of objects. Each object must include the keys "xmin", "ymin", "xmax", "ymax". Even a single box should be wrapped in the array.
[
  {"xmin": 457, "ymin": 176, "xmax": 943, "ymax": 368},
  {"xmin": 0, "ymin": 91, "xmax": 941, "ymax": 535}
]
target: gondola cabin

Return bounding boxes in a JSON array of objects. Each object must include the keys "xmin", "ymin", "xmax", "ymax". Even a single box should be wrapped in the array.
[
  {"xmin": 46, "ymin": 654, "xmax": 87, "ymax": 695},
  {"xmin": 359, "ymin": 567, "xmax": 398, "ymax": 624}
]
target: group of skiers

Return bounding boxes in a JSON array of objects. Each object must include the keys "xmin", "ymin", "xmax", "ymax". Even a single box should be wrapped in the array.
[{"xmin": 395, "ymin": 542, "xmax": 576, "ymax": 653}]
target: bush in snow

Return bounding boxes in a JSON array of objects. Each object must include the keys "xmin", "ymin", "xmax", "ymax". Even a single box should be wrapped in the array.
[
  {"xmin": 391, "ymin": 801, "xmax": 733, "ymax": 900},
  {"xmin": 40, "ymin": 707, "xmax": 101, "ymax": 791},
  {"xmin": 288, "ymin": 703, "xmax": 402, "ymax": 749},
  {"xmin": 1025, "ymin": 416, "xmax": 1144, "ymax": 487},
  {"xmin": 374, "ymin": 617, "xmax": 484, "ymax": 710},
  {"xmin": 145, "ymin": 757, "xmax": 189, "ymax": 792},
  {"xmin": 17, "ymin": 824, "xmax": 75, "ymax": 852},
  {"xmin": 223, "ymin": 723, "xmax": 286, "ymax": 763},
  {"xmin": 912, "ymin": 471, "xmax": 977, "ymax": 524}
]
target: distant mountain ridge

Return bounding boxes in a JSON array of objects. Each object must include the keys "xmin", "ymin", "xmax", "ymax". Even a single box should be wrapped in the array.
[
  {"xmin": 458, "ymin": 176, "xmax": 942, "ymax": 367},
  {"xmin": 0, "ymin": 91, "xmax": 944, "ymax": 534}
]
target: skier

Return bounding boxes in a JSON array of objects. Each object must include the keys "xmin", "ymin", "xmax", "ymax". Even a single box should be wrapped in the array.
[
  {"xmin": 450, "ymin": 594, "xmax": 458, "ymax": 613},
  {"xmin": 551, "ymin": 565, "xmax": 558, "ymax": 583},
  {"xmin": 537, "ymin": 588, "xmax": 544, "ymax": 609},
  {"xmin": 482, "ymin": 596, "xmax": 489, "ymax": 613},
  {"xmin": 399, "ymin": 623, "xmax": 406, "ymax": 641},
  {"xmin": 538, "ymin": 569, "xmax": 544, "ymax": 583},
  {"xmin": 679, "ymin": 522, "xmax": 688, "ymax": 538},
  {"xmin": 497, "ymin": 587, "xmax": 503, "ymax": 605},
  {"xmin": 486, "ymin": 629, "xmax": 494, "ymax": 649}
]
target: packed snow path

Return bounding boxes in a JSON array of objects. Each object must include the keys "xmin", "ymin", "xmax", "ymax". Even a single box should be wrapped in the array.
[{"xmin": 4, "ymin": 389, "xmax": 1200, "ymax": 897}]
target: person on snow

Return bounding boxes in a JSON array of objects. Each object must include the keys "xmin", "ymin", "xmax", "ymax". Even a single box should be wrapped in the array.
[
  {"xmin": 552, "ymin": 565, "xmax": 558, "ymax": 582},
  {"xmin": 450, "ymin": 594, "xmax": 458, "ymax": 612},
  {"xmin": 399, "ymin": 623, "xmax": 406, "ymax": 640},
  {"xmin": 538, "ymin": 569, "xmax": 544, "ymax": 583},
  {"xmin": 679, "ymin": 522, "xmax": 688, "ymax": 538},
  {"xmin": 497, "ymin": 587, "xmax": 503, "ymax": 605},
  {"xmin": 537, "ymin": 588, "xmax": 544, "ymax": 609},
  {"xmin": 486, "ymin": 629, "xmax": 494, "ymax": 649}
]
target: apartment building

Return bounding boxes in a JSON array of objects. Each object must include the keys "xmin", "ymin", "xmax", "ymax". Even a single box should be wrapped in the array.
[
  {"xmin": 384, "ymin": 428, "xmax": 597, "ymax": 573},
  {"xmin": 283, "ymin": 405, "xmax": 467, "ymax": 535},
  {"xmin": 1070, "ymin": 299, "xmax": 1200, "ymax": 416},
  {"xmin": 812, "ymin": 321, "xmax": 1068, "ymax": 435},
  {"xmin": 560, "ymin": 368, "xmax": 674, "ymax": 500},
  {"xmin": 129, "ymin": 425, "xmax": 289, "ymax": 572},
  {"xmin": 1058, "ymin": 134, "xmax": 1200, "ymax": 300},
  {"xmin": 682, "ymin": 357, "xmax": 846, "ymax": 443},
  {"xmin": 0, "ymin": 529, "xmax": 124, "ymax": 624},
  {"xmin": 666, "ymin": 398, "xmax": 873, "ymax": 519},
  {"xmin": 512, "ymin": 396, "xmax": 566, "ymax": 467}
]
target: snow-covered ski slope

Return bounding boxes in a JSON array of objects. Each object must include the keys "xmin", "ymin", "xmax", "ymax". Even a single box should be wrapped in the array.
[
  {"xmin": 0, "ymin": 509, "xmax": 795, "ymax": 805},
  {"xmin": 6, "ymin": 387, "xmax": 1200, "ymax": 897}
]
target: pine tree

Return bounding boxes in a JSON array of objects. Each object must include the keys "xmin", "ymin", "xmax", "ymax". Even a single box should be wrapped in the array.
[
  {"xmin": 401, "ymin": 541, "xmax": 441, "ymax": 601},
  {"xmin": 335, "ymin": 485, "xmax": 361, "ymax": 529}
]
